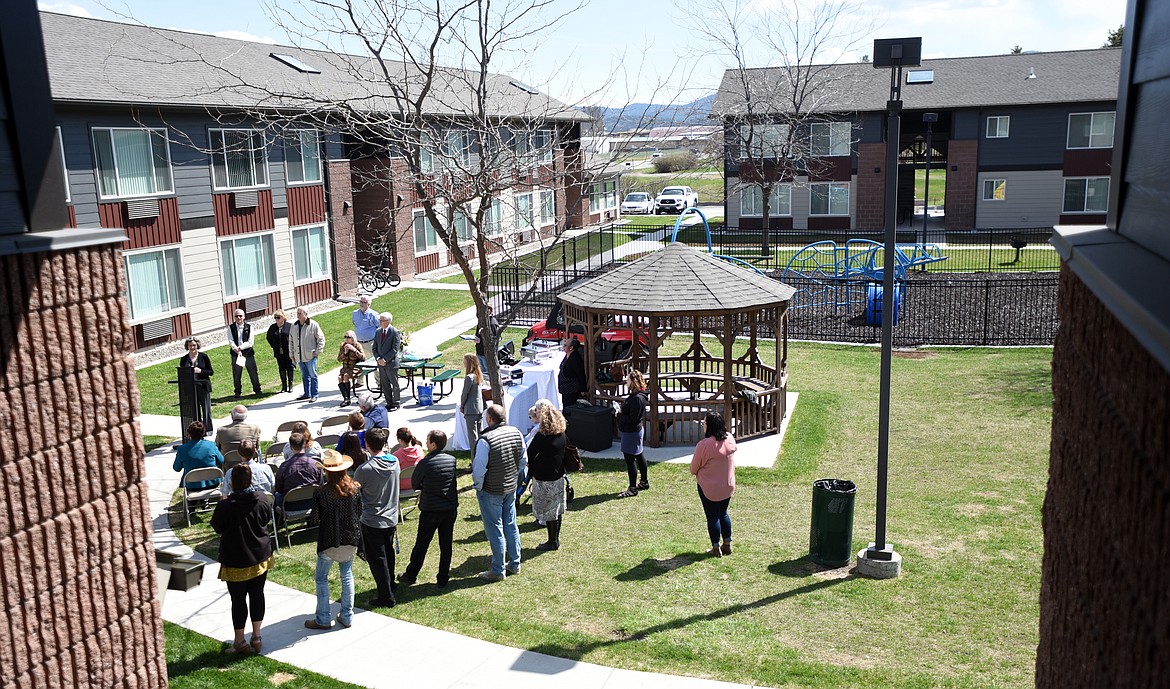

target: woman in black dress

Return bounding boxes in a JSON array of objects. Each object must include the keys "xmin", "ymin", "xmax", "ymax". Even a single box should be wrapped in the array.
[
  {"xmin": 177, "ymin": 337, "xmax": 214, "ymax": 434},
  {"xmin": 527, "ymin": 401, "xmax": 568, "ymax": 551},
  {"xmin": 557, "ymin": 339, "xmax": 588, "ymax": 410},
  {"xmin": 266, "ymin": 309, "xmax": 296, "ymax": 393}
]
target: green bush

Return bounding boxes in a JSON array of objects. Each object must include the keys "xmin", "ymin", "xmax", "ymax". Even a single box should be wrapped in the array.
[{"xmin": 652, "ymin": 151, "xmax": 697, "ymax": 173}]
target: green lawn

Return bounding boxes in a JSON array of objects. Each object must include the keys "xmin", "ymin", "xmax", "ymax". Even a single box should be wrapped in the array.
[
  {"xmin": 136, "ymin": 289, "xmax": 473, "ymax": 417},
  {"xmin": 171, "ymin": 339, "xmax": 1052, "ymax": 688},
  {"xmin": 623, "ymin": 173, "xmax": 725, "ymax": 205},
  {"xmin": 914, "ymin": 168, "xmax": 947, "ymax": 207},
  {"xmin": 434, "ymin": 229, "xmax": 637, "ymax": 285},
  {"xmin": 165, "ymin": 621, "xmax": 364, "ymax": 688}
]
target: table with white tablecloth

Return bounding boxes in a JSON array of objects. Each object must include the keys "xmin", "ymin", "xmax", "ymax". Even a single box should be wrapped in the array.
[{"xmin": 450, "ymin": 352, "xmax": 563, "ymax": 451}]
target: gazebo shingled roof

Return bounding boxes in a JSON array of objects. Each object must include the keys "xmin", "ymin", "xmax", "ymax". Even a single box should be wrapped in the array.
[{"xmin": 559, "ymin": 242, "xmax": 795, "ymax": 314}]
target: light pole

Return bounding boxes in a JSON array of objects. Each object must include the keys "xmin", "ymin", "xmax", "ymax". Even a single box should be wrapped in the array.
[
  {"xmin": 922, "ymin": 112, "xmax": 938, "ymax": 246},
  {"xmin": 860, "ymin": 37, "xmax": 921, "ymax": 579}
]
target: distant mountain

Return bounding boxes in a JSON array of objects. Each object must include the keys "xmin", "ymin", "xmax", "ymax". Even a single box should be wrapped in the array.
[{"xmin": 591, "ymin": 93, "xmax": 717, "ymax": 134}]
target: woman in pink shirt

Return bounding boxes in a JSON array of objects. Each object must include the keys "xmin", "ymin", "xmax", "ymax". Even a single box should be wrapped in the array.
[
  {"xmin": 689, "ymin": 413, "xmax": 737, "ymax": 557},
  {"xmin": 392, "ymin": 427, "xmax": 424, "ymax": 492}
]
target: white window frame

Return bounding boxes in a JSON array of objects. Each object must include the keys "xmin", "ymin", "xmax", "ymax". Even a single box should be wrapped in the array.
[
  {"xmin": 1062, "ymin": 177, "xmax": 1110, "ymax": 214},
  {"xmin": 534, "ymin": 128, "xmax": 554, "ymax": 164},
  {"xmin": 209, "ymin": 128, "xmax": 270, "ymax": 191},
  {"xmin": 539, "ymin": 189, "xmax": 555, "ymax": 226},
  {"xmin": 982, "ymin": 179, "xmax": 1007, "ymax": 201},
  {"xmin": 986, "ymin": 116, "xmax": 1010, "ymax": 139},
  {"xmin": 57, "ymin": 126, "xmax": 70, "ymax": 203},
  {"xmin": 413, "ymin": 210, "xmax": 442, "ymax": 255},
  {"xmin": 1067, "ymin": 112, "xmax": 1116, "ymax": 149},
  {"xmin": 218, "ymin": 232, "xmax": 278, "ymax": 299},
  {"xmin": 738, "ymin": 123, "xmax": 789, "ymax": 160},
  {"xmin": 443, "ymin": 129, "xmax": 474, "ymax": 170},
  {"xmin": 284, "ymin": 129, "xmax": 322, "ymax": 185},
  {"xmin": 290, "ymin": 224, "xmax": 331, "ymax": 284},
  {"xmin": 590, "ymin": 180, "xmax": 619, "ymax": 212},
  {"xmin": 739, "ymin": 184, "xmax": 792, "ymax": 216},
  {"xmin": 485, "ymin": 199, "xmax": 504, "ymax": 236},
  {"xmin": 515, "ymin": 192, "xmax": 535, "ymax": 231},
  {"xmin": 809, "ymin": 182, "xmax": 850, "ymax": 216},
  {"xmin": 122, "ymin": 244, "xmax": 186, "ymax": 323},
  {"xmin": 810, "ymin": 122, "xmax": 851, "ymax": 157},
  {"xmin": 453, "ymin": 209, "xmax": 474, "ymax": 244},
  {"xmin": 91, "ymin": 126, "xmax": 175, "ymax": 200}
]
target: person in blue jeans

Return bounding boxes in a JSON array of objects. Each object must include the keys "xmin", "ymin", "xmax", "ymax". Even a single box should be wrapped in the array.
[
  {"xmin": 472, "ymin": 404, "xmax": 527, "ymax": 581},
  {"xmin": 291, "ymin": 307, "xmax": 325, "ymax": 403},
  {"xmin": 304, "ymin": 450, "xmax": 361, "ymax": 630}
]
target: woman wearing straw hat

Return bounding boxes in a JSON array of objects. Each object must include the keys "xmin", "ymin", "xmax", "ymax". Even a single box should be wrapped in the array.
[{"xmin": 305, "ymin": 449, "xmax": 362, "ymax": 630}]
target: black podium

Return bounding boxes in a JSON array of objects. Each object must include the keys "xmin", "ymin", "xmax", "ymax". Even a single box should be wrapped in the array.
[{"xmin": 175, "ymin": 366, "xmax": 200, "ymax": 437}]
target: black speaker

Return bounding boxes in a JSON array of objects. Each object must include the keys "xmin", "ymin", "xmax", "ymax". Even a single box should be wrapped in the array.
[{"xmin": 564, "ymin": 404, "xmax": 613, "ymax": 452}]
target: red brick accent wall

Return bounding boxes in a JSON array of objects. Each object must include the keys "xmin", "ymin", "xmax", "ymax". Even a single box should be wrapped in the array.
[
  {"xmin": 287, "ymin": 184, "xmax": 327, "ymax": 226},
  {"xmin": 944, "ymin": 140, "xmax": 978, "ymax": 230},
  {"xmin": 0, "ymin": 246, "xmax": 166, "ymax": 687},
  {"xmin": 99, "ymin": 198, "xmax": 182, "ymax": 250},
  {"xmin": 855, "ymin": 143, "xmax": 886, "ymax": 230},
  {"xmin": 352, "ymin": 157, "xmax": 416, "ymax": 279},
  {"xmin": 1039, "ymin": 267, "xmax": 1170, "ymax": 688},
  {"xmin": 326, "ymin": 160, "xmax": 357, "ymax": 294},
  {"xmin": 212, "ymin": 190, "xmax": 276, "ymax": 236}
]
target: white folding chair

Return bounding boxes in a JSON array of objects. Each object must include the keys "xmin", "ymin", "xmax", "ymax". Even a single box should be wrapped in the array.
[
  {"xmin": 181, "ymin": 466, "xmax": 225, "ymax": 527},
  {"xmin": 318, "ymin": 414, "xmax": 351, "ymax": 436},
  {"xmin": 264, "ymin": 441, "xmax": 287, "ymax": 465},
  {"xmin": 273, "ymin": 420, "xmax": 309, "ymax": 443},
  {"xmin": 315, "ymin": 434, "xmax": 342, "ymax": 449},
  {"xmin": 222, "ymin": 450, "xmax": 242, "ymax": 472},
  {"xmin": 398, "ymin": 464, "xmax": 419, "ymax": 522},
  {"xmin": 280, "ymin": 485, "xmax": 318, "ymax": 548}
]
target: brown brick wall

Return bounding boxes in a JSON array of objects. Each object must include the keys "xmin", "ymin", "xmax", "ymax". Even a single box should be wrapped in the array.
[
  {"xmin": 944, "ymin": 140, "xmax": 978, "ymax": 230},
  {"xmin": 856, "ymin": 143, "xmax": 886, "ymax": 230},
  {"xmin": 327, "ymin": 160, "xmax": 358, "ymax": 294},
  {"xmin": 1038, "ymin": 267, "xmax": 1170, "ymax": 687},
  {"xmin": 0, "ymin": 247, "xmax": 166, "ymax": 688}
]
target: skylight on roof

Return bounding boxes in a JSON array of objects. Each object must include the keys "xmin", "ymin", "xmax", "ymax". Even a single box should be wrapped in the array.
[
  {"xmin": 510, "ymin": 80, "xmax": 540, "ymax": 95},
  {"xmin": 906, "ymin": 69, "xmax": 934, "ymax": 84},
  {"xmin": 271, "ymin": 53, "xmax": 321, "ymax": 74}
]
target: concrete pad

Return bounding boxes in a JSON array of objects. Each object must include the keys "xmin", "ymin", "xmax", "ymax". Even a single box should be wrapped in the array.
[{"xmin": 449, "ymin": 646, "xmax": 615, "ymax": 688}]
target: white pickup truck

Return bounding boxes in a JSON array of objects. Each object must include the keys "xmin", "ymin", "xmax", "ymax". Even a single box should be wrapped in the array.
[{"xmin": 654, "ymin": 186, "xmax": 698, "ymax": 214}]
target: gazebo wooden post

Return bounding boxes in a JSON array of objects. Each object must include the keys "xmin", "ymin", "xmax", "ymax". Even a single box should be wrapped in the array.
[
  {"xmin": 723, "ymin": 315, "xmax": 734, "ymax": 435},
  {"xmin": 692, "ymin": 315, "xmax": 701, "ymax": 373},
  {"xmin": 648, "ymin": 314, "xmax": 660, "ymax": 448}
]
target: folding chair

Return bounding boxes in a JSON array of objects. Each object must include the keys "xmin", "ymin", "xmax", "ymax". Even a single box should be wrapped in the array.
[
  {"xmin": 280, "ymin": 485, "xmax": 318, "ymax": 548},
  {"xmin": 258, "ymin": 490, "xmax": 279, "ymax": 552},
  {"xmin": 398, "ymin": 464, "xmax": 419, "ymax": 522},
  {"xmin": 264, "ymin": 441, "xmax": 287, "ymax": 463},
  {"xmin": 181, "ymin": 466, "xmax": 224, "ymax": 527},
  {"xmin": 315, "ymin": 434, "xmax": 341, "ymax": 449},
  {"xmin": 222, "ymin": 450, "xmax": 242, "ymax": 473},
  {"xmin": 318, "ymin": 414, "xmax": 351, "ymax": 436},
  {"xmin": 274, "ymin": 420, "xmax": 309, "ymax": 443}
]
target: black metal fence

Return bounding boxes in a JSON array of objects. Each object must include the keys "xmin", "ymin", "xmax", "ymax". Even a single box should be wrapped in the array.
[{"xmin": 490, "ymin": 223, "xmax": 1061, "ymax": 346}]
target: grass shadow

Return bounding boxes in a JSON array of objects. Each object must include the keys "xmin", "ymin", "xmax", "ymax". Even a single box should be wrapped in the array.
[
  {"xmin": 767, "ymin": 555, "xmax": 852, "ymax": 578},
  {"xmin": 166, "ymin": 647, "xmax": 238, "ymax": 679},
  {"xmin": 614, "ymin": 553, "xmax": 700, "ymax": 581}
]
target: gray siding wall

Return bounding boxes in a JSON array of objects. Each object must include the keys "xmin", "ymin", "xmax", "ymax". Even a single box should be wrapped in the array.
[
  {"xmin": 858, "ymin": 112, "xmax": 884, "ymax": 144},
  {"xmin": 952, "ymin": 110, "xmax": 980, "ymax": 141},
  {"xmin": 974, "ymin": 170, "xmax": 1063, "ymax": 228},
  {"xmin": 978, "ymin": 102, "xmax": 1115, "ymax": 169}
]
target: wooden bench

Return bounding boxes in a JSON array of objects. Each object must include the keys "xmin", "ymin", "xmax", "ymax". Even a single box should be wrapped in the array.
[{"xmin": 430, "ymin": 368, "xmax": 461, "ymax": 401}]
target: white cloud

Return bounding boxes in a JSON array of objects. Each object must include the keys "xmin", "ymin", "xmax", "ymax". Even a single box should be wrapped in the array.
[{"xmin": 37, "ymin": 2, "xmax": 96, "ymax": 18}]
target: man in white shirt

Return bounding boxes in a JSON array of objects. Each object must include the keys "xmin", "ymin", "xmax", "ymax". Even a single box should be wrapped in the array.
[{"xmin": 227, "ymin": 309, "xmax": 262, "ymax": 398}]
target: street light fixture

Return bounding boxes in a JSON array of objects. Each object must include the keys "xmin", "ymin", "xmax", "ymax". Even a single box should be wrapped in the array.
[{"xmin": 860, "ymin": 37, "xmax": 921, "ymax": 579}]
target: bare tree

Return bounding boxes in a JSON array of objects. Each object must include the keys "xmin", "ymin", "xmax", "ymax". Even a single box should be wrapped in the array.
[{"xmin": 693, "ymin": 0, "xmax": 871, "ymax": 255}]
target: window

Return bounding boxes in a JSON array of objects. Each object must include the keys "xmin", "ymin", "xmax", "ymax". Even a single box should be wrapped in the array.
[
  {"xmin": 443, "ymin": 129, "xmax": 474, "ymax": 169},
  {"xmin": 220, "ymin": 233, "xmax": 277, "ymax": 298},
  {"xmin": 291, "ymin": 225, "xmax": 330, "ymax": 282},
  {"xmin": 534, "ymin": 128, "xmax": 554, "ymax": 164},
  {"xmin": 285, "ymin": 129, "xmax": 322, "ymax": 184},
  {"xmin": 210, "ymin": 129, "xmax": 269, "ymax": 190},
  {"xmin": 986, "ymin": 116, "xmax": 1010, "ymax": 138},
  {"xmin": 590, "ymin": 180, "xmax": 618, "ymax": 211},
  {"xmin": 92, "ymin": 127, "xmax": 174, "ymax": 198},
  {"xmin": 515, "ymin": 193, "xmax": 534, "ymax": 230},
  {"xmin": 1063, "ymin": 177, "xmax": 1110, "ymax": 213},
  {"xmin": 740, "ymin": 184, "xmax": 791, "ymax": 216},
  {"xmin": 540, "ymin": 190, "xmax": 555, "ymax": 225},
  {"xmin": 413, "ymin": 211, "xmax": 441, "ymax": 253},
  {"xmin": 123, "ymin": 247, "xmax": 185, "ymax": 321},
  {"xmin": 453, "ymin": 210, "xmax": 474, "ymax": 243},
  {"xmin": 810, "ymin": 182, "xmax": 850, "ymax": 215},
  {"xmin": 983, "ymin": 179, "xmax": 1007, "ymax": 201},
  {"xmin": 57, "ymin": 127, "xmax": 70, "ymax": 203},
  {"xmin": 738, "ymin": 123, "xmax": 789, "ymax": 160},
  {"xmin": 485, "ymin": 199, "xmax": 503, "ymax": 235},
  {"xmin": 810, "ymin": 122, "xmax": 851, "ymax": 157},
  {"xmin": 1067, "ymin": 112, "xmax": 1115, "ymax": 149}
]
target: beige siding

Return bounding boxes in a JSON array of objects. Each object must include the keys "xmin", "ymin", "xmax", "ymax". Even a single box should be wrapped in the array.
[
  {"xmin": 975, "ymin": 170, "xmax": 1063, "ymax": 228},
  {"xmin": 181, "ymin": 224, "xmax": 226, "ymax": 334},
  {"xmin": 273, "ymin": 218, "xmax": 299, "ymax": 308}
]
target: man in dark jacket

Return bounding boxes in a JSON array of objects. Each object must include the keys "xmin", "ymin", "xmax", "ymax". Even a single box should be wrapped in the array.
[
  {"xmin": 353, "ymin": 427, "xmax": 400, "ymax": 607},
  {"xmin": 398, "ymin": 429, "xmax": 458, "ymax": 588},
  {"xmin": 372, "ymin": 312, "xmax": 401, "ymax": 410}
]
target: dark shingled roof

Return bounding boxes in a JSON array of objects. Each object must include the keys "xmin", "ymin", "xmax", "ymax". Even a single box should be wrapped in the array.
[
  {"xmin": 713, "ymin": 48, "xmax": 1121, "ymax": 117},
  {"xmin": 559, "ymin": 242, "xmax": 795, "ymax": 315},
  {"xmin": 39, "ymin": 11, "xmax": 587, "ymax": 121}
]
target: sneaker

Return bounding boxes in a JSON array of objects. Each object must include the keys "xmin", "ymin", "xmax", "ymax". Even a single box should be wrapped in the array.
[
  {"xmin": 310, "ymin": 396, "xmax": 318, "ymax": 403},
  {"xmin": 721, "ymin": 542, "xmax": 733, "ymax": 555},
  {"xmin": 707, "ymin": 545, "xmax": 723, "ymax": 558},
  {"xmin": 478, "ymin": 570, "xmax": 505, "ymax": 582},
  {"xmin": 506, "ymin": 565, "xmax": 521, "ymax": 576}
]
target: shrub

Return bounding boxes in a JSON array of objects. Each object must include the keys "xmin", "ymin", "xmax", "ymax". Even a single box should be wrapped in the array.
[{"xmin": 652, "ymin": 150, "xmax": 697, "ymax": 173}]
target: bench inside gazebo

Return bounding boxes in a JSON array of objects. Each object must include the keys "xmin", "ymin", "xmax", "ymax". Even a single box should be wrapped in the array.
[{"xmin": 557, "ymin": 242, "xmax": 796, "ymax": 447}]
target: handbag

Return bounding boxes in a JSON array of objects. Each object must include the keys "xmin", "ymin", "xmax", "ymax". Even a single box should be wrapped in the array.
[{"xmin": 563, "ymin": 441, "xmax": 583, "ymax": 473}]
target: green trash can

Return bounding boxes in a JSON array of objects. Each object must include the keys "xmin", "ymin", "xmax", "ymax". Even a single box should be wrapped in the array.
[{"xmin": 809, "ymin": 478, "xmax": 857, "ymax": 567}]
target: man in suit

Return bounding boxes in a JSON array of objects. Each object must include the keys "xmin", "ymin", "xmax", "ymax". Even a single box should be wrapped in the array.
[
  {"xmin": 227, "ymin": 309, "xmax": 262, "ymax": 398},
  {"xmin": 215, "ymin": 404, "xmax": 262, "ymax": 455},
  {"xmin": 372, "ymin": 312, "xmax": 401, "ymax": 411}
]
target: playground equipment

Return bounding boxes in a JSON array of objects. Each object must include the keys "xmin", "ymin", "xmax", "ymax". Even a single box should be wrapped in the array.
[
  {"xmin": 670, "ymin": 207, "xmax": 766, "ymax": 276},
  {"xmin": 780, "ymin": 239, "xmax": 948, "ymax": 312}
]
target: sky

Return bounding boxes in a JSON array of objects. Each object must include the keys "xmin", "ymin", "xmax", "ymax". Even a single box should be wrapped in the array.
[{"xmin": 39, "ymin": 0, "xmax": 1126, "ymax": 107}]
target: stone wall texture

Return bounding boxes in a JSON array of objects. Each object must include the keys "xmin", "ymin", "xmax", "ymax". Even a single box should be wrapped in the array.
[
  {"xmin": 0, "ymin": 247, "xmax": 166, "ymax": 688},
  {"xmin": 1038, "ymin": 267, "xmax": 1170, "ymax": 687}
]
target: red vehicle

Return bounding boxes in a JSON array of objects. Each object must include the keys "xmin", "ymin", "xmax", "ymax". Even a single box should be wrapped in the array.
[{"xmin": 523, "ymin": 302, "xmax": 643, "ymax": 363}]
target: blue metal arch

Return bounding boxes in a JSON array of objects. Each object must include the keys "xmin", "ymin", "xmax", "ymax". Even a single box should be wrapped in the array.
[{"xmin": 668, "ymin": 207, "xmax": 764, "ymax": 275}]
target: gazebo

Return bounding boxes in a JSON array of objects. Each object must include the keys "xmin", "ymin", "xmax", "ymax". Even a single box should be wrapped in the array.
[{"xmin": 558, "ymin": 242, "xmax": 796, "ymax": 447}]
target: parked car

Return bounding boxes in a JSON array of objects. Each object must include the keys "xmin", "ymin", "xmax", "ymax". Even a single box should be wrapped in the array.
[
  {"xmin": 522, "ymin": 302, "xmax": 645, "ymax": 364},
  {"xmin": 655, "ymin": 186, "xmax": 698, "ymax": 214},
  {"xmin": 620, "ymin": 192, "xmax": 655, "ymax": 214}
]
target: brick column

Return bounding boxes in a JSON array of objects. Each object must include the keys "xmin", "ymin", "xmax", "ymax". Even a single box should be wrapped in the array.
[
  {"xmin": 944, "ymin": 140, "xmax": 978, "ymax": 230},
  {"xmin": 327, "ymin": 159, "xmax": 358, "ymax": 295},
  {"xmin": 855, "ymin": 142, "xmax": 886, "ymax": 230},
  {"xmin": 0, "ymin": 246, "xmax": 167, "ymax": 687}
]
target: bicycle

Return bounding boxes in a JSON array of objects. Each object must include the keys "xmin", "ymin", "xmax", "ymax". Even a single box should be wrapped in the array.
[{"xmin": 358, "ymin": 260, "xmax": 401, "ymax": 292}]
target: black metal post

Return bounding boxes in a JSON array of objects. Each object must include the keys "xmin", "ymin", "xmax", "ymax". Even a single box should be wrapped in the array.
[{"xmin": 922, "ymin": 113, "xmax": 938, "ymax": 246}]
